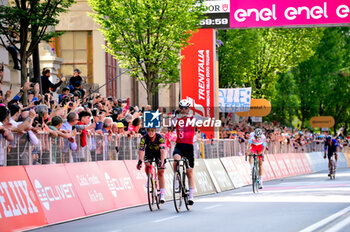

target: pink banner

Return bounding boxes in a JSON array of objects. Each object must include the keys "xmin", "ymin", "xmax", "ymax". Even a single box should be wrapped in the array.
[{"xmin": 230, "ymin": 0, "xmax": 350, "ymax": 28}]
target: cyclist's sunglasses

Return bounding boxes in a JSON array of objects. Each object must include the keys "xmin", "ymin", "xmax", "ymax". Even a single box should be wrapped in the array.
[{"xmin": 180, "ymin": 106, "xmax": 189, "ymax": 109}]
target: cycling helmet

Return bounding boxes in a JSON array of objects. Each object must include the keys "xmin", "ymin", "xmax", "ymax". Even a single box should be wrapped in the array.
[
  {"xmin": 326, "ymin": 135, "xmax": 332, "ymax": 141},
  {"xmin": 254, "ymin": 128, "xmax": 263, "ymax": 138},
  {"xmin": 179, "ymin": 99, "xmax": 191, "ymax": 108}
]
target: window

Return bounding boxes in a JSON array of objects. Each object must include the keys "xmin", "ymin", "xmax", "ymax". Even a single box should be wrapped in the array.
[
  {"xmin": 54, "ymin": 31, "xmax": 93, "ymax": 83},
  {"xmin": 105, "ymin": 52, "xmax": 119, "ymax": 98}
]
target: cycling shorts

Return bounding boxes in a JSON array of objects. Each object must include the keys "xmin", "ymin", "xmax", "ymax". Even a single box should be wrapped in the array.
[
  {"xmin": 327, "ymin": 152, "xmax": 337, "ymax": 160},
  {"xmin": 173, "ymin": 143, "xmax": 194, "ymax": 168},
  {"xmin": 250, "ymin": 144, "xmax": 264, "ymax": 161},
  {"xmin": 144, "ymin": 152, "xmax": 166, "ymax": 169}
]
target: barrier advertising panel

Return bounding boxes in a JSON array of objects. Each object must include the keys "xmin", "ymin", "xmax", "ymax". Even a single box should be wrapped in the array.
[
  {"xmin": 25, "ymin": 165, "xmax": 85, "ymax": 224},
  {"xmin": 64, "ymin": 162, "xmax": 116, "ymax": 215},
  {"xmin": 163, "ymin": 162, "xmax": 175, "ymax": 201},
  {"xmin": 231, "ymin": 156, "xmax": 250, "ymax": 185},
  {"xmin": 262, "ymin": 156, "xmax": 275, "ymax": 180},
  {"xmin": 220, "ymin": 157, "xmax": 244, "ymax": 188},
  {"xmin": 289, "ymin": 153, "xmax": 302, "ymax": 175},
  {"xmin": 97, "ymin": 161, "xmax": 143, "ymax": 209},
  {"xmin": 274, "ymin": 154, "xmax": 290, "ymax": 178},
  {"xmin": 194, "ymin": 159, "xmax": 216, "ymax": 196},
  {"xmin": 282, "ymin": 154, "xmax": 297, "ymax": 176},
  {"xmin": 299, "ymin": 153, "xmax": 313, "ymax": 173},
  {"xmin": 123, "ymin": 160, "xmax": 148, "ymax": 204},
  {"xmin": 266, "ymin": 154, "xmax": 282, "ymax": 179},
  {"xmin": 0, "ymin": 166, "xmax": 47, "ymax": 232},
  {"xmin": 204, "ymin": 159, "xmax": 234, "ymax": 192},
  {"xmin": 294, "ymin": 153, "xmax": 307, "ymax": 174}
]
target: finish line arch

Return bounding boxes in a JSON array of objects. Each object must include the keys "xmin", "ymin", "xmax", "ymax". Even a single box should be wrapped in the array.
[{"xmin": 181, "ymin": 0, "xmax": 350, "ymax": 138}]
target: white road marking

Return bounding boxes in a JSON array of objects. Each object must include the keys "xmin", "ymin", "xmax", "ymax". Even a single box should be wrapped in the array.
[
  {"xmin": 300, "ymin": 205, "xmax": 350, "ymax": 232},
  {"xmin": 325, "ymin": 215, "xmax": 350, "ymax": 232},
  {"xmin": 153, "ymin": 215, "xmax": 181, "ymax": 223},
  {"xmin": 204, "ymin": 204, "xmax": 222, "ymax": 210}
]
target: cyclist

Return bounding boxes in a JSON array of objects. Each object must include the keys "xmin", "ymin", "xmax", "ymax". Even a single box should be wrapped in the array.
[
  {"xmin": 172, "ymin": 99, "xmax": 203, "ymax": 205},
  {"xmin": 324, "ymin": 135, "xmax": 338, "ymax": 177},
  {"xmin": 246, "ymin": 128, "xmax": 266, "ymax": 189},
  {"xmin": 137, "ymin": 127, "xmax": 167, "ymax": 203}
]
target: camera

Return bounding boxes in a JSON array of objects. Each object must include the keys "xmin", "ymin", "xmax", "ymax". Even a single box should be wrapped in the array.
[{"xmin": 69, "ymin": 102, "xmax": 74, "ymax": 107}]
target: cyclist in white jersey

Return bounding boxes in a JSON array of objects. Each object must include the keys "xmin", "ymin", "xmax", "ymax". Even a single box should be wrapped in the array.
[{"xmin": 246, "ymin": 128, "xmax": 266, "ymax": 189}]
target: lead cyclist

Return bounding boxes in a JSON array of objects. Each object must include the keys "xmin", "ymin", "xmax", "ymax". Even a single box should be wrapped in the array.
[{"xmin": 171, "ymin": 99, "xmax": 206, "ymax": 205}]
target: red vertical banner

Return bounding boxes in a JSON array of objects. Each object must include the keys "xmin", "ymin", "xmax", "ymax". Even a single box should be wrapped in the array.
[
  {"xmin": 181, "ymin": 28, "xmax": 216, "ymax": 138},
  {"xmin": 0, "ymin": 166, "xmax": 47, "ymax": 232}
]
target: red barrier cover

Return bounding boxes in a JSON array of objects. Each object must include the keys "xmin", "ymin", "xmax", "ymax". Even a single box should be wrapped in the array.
[
  {"xmin": 299, "ymin": 153, "xmax": 313, "ymax": 174},
  {"xmin": 64, "ymin": 162, "xmax": 116, "ymax": 215},
  {"xmin": 97, "ymin": 161, "xmax": 143, "ymax": 209},
  {"xmin": 0, "ymin": 166, "xmax": 47, "ymax": 232},
  {"xmin": 266, "ymin": 154, "xmax": 283, "ymax": 179},
  {"xmin": 289, "ymin": 153, "xmax": 303, "ymax": 175},
  {"xmin": 282, "ymin": 154, "xmax": 297, "ymax": 176},
  {"xmin": 262, "ymin": 156, "xmax": 275, "ymax": 181},
  {"xmin": 25, "ymin": 165, "xmax": 86, "ymax": 224},
  {"xmin": 123, "ymin": 160, "xmax": 148, "ymax": 204},
  {"xmin": 294, "ymin": 153, "xmax": 308, "ymax": 174},
  {"xmin": 274, "ymin": 154, "xmax": 291, "ymax": 178}
]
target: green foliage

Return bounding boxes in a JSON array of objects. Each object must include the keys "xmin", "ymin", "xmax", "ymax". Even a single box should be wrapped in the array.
[
  {"xmin": 0, "ymin": 0, "xmax": 75, "ymax": 85},
  {"xmin": 88, "ymin": 0, "xmax": 206, "ymax": 104},
  {"xmin": 292, "ymin": 27, "xmax": 350, "ymax": 131},
  {"xmin": 218, "ymin": 28, "xmax": 323, "ymax": 99}
]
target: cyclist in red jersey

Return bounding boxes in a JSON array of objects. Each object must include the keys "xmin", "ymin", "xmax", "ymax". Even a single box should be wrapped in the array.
[{"xmin": 172, "ymin": 99, "xmax": 204, "ymax": 205}]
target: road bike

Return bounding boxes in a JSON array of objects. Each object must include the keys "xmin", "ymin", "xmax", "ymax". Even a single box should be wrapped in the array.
[
  {"xmin": 329, "ymin": 154, "xmax": 336, "ymax": 180},
  {"xmin": 247, "ymin": 153, "xmax": 263, "ymax": 194},
  {"xmin": 172, "ymin": 157, "xmax": 191, "ymax": 212},
  {"xmin": 146, "ymin": 159, "xmax": 161, "ymax": 211}
]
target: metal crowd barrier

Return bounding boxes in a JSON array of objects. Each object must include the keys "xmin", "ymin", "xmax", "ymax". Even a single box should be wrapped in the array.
[{"xmin": 0, "ymin": 132, "xmax": 326, "ymax": 166}]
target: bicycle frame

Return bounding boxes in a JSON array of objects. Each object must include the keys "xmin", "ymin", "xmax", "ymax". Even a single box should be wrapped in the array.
[
  {"xmin": 248, "ymin": 153, "xmax": 263, "ymax": 194},
  {"xmin": 146, "ymin": 160, "xmax": 160, "ymax": 211},
  {"xmin": 172, "ymin": 158, "xmax": 191, "ymax": 212}
]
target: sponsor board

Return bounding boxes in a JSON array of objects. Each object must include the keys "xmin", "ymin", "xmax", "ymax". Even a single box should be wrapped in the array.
[
  {"xmin": 194, "ymin": 159, "xmax": 216, "ymax": 196},
  {"xmin": 262, "ymin": 157, "xmax": 275, "ymax": 180},
  {"xmin": 25, "ymin": 165, "xmax": 85, "ymax": 224},
  {"xmin": 266, "ymin": 155, "xmax": 282, "ymax": 179},
  {"xmin": 97, "ymin": 161, "xmax": 143, "ymax": 209},
  {"xmin": 274, "ymin": 154, "xmax": 290, "ymax": 177},
  {"xmin": 204, "ymin": 159, "xmax": 234, "ymax": 192},
  {"xmin": 220, "ymin": 157, "xmax": 244, "ymax": 188},
  {"xmin": 0, "ymin": 166, "xmax": 47, "ymax": 232},
  {"xmin": 64, "ymin": 163, "xmax": 116, "ymax": 215},
  {"xmin": 123, "ymin": 160, "xmax": 148, "ymax": 204}
]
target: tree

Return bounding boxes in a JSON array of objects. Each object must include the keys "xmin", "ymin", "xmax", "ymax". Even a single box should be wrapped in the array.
[
  {"xmin": 293, "ymin": 27, "xmax": 350, "ymax": 132},
  {"xmin": 88, "ymin": 0, "xmax": 206, "ymax": 107},
  {"xmin": 218, "ymin": 28, "xmax": 323, "ymax": 99},
  {"xmin": 0, "ymin": 0, "xmax": 75, "ymax": 87}
]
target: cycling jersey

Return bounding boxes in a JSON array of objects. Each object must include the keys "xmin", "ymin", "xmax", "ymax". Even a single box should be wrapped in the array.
[
  {"xmin": 139, "ymin": 133, "xmax": 166, "ymax": 153},
  {"xmin": 172, "ymin": 115, "xmax": 203, "ymax": 145},
  {"xmin": 324, "ymin": 138, "xmax": 338, "ymax": 158},
  {"xmin": 248, "ymin": 132, "xmax": 266, "ymax": 159}
]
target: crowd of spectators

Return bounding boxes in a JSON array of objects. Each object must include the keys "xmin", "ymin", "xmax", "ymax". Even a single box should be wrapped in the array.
[{"xmin": 0, "ymin": 67, "xmax": 348, "ymax": 166}]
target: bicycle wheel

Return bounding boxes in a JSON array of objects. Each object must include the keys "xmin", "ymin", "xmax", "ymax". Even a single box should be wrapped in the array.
[
  {"xmin": 155, "ymin": 176, "xmax": 161, "ymax": 210},
  {"xmin": 330, "ymin": 158, "xmax": 336, "ymax": 180},
  {"xmin": 147, "ymin": 173, "xmax": 155, "ymax": 211},
  {"xmin": 173, "ymin": 171, "xmax": 182, "ymax": 213},
  {"xmin": 183, "ymin": 171, "xmax": 191, "ymax": 211},
  {"xmin": 252, "ymin": 166, "xmax": 258, "ymax": 194}
]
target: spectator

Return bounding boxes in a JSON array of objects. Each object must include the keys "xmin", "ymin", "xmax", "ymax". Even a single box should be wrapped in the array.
[
  {"xmin": 69, "ymin": 68, "xmax": 85, "ymax": 97},
  {"xmin": 61, "ymin": 112, "xmax": 78, "ymax": 162},
  {"xmin": 59, "ymin": 87, "xmax": 70, "ymax": 103},
  {"xmin": 41, "ymin": 68, "xmax": 65, "ymax": 94}
]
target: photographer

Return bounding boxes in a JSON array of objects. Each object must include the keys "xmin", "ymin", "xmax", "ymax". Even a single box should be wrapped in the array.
[{"xmin": 41, "ymin": 68, "xmax": 65, "ymax": 94}]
